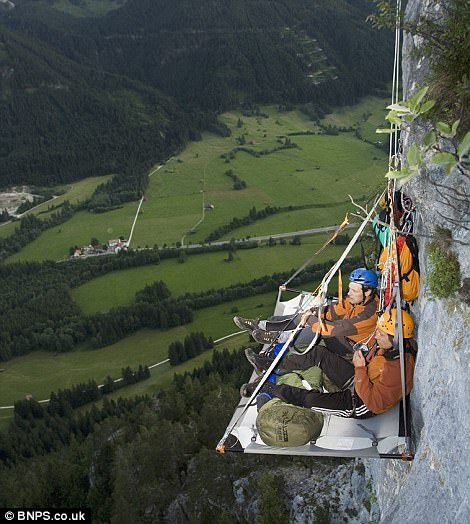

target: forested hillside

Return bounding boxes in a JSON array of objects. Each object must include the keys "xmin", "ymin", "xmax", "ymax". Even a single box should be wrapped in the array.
[
  {"xmin": 0, "ymin": 349, "xmax": 264, "ymax": 521},
  {"xmin": 0, "ymin": 28, "xmax": 210, "ymax": 186},
  {"xmin": 0, "ymin": 0, "xmax": 392, "ymax": 186},
  {"xmin": 88, "ymin": 0, "xmax": 393, "ymax": 108}
]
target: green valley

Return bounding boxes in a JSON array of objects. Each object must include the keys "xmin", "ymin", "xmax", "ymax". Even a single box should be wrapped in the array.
[
  {"xmin": 0, "ymin": 290, "xmax": 278, "ymax": 407},
  {"xmin": 72, "ymin": 236, "xmax": 351, "ymax": 315},
  {"xmin": 0, "ymin": 96, "xmax": 387, "ymax": 420},
  {"xmin": 4, "ymin": 101, "xmax": 387, "ymax": 262}
]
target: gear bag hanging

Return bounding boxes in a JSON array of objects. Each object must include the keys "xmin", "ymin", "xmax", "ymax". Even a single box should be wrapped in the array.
[{"xmin": 378, "ymin": 235, "xmax": 420, "ymax": 304}]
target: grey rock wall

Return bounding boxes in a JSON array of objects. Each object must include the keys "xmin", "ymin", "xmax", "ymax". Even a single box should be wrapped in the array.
[
  {"xmin": 166, "ymin": 460, "xmax": 380, "ymax": 523},
  {"xmin": 367, "ymin": 1, "xmax": 470, "ymax": 522}
]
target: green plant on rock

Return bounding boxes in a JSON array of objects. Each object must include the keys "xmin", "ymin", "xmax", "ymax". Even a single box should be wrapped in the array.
[
  {"xmin": 426, "ymin": 227, "xmax": 461, "ymax": 299},
  {"xmin": 257, "ymin": 474, "xmax": 289, "ymax": 524},
  {"xmin": 376, "ymin": 86, "xmax": 470, "ymax": 186},
  {"xmin": 370, "ymin": 0, "xmax": 470, "ymax": 186}
]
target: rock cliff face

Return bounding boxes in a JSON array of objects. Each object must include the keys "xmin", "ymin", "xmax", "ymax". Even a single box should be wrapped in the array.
[{"xmin": 366, "ymin": 1, "xmax": 470, "ymax": 522}]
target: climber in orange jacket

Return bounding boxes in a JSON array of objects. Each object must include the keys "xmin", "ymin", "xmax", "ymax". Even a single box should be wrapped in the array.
[
  {"xmin": 234, "ymin": 268, "xmax": 379, "ymax": 357},
  {"xmin": 242, "ymin": 309, "xmax": 416, "ymax": 419}
]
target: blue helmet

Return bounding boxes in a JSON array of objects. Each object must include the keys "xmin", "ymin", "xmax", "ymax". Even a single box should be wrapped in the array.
[{"xmin": 349, "ymin": 268, "xmax": 379, "ymax": 288}]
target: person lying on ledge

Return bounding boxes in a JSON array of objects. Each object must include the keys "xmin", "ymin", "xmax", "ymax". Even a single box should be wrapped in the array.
[
  {"xmin": 234, "ymin": 268, "xmax": 379, "ymax": 358},
  {"xmin": 241, "ymin": 309, "xmax": 416, "ymax": 419}
]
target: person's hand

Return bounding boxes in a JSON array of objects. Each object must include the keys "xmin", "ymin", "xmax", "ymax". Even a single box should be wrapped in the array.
[{"xmin": 353, "ymin": 350, "xmax": 366, "ymax": 368}]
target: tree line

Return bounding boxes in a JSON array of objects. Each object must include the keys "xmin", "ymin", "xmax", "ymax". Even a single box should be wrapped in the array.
[
  {"xmin": 168, "ymin": 332, "xmax": 214, "ymax": 366},
  {"xmin": 220, "ymin": 140, "xmax": 298, "ymax": 163},
  {"xmin": 204, "ymin": 203, "xmax": 346, "ymax": 243},
  {"xmin": 0, "ymin": 347, "xmax": 293, "ymax": 521},
  {"xmin": 0, "ymin": 251, "xmax": 361, "ymax": 361},
  {"xmin": 224, "ymin": 169, "xmax": 247, "ymax": 190},
  {"xmin": 45, "ymin": 365, "xmax": 151, "ymax": 416},
  {"xmin": 0, "ymin": 204, "xmax": 75, "ymax": 261},
  {"xmin": 85, "ymin": 168, "xmax": 150, "ymax": 214}
]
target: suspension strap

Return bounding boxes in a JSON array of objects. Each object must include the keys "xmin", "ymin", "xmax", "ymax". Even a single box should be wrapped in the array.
[
  {"xmin": 278, "ymin": 192, "xmax": 384, "ymax": 356},
  {"xmin": 282, "ymin": 215, "xmax": 350, "ymax": 288},
  {"xmin": 338, "ymin": 268, "xmax": 344, "ymax": 309}
]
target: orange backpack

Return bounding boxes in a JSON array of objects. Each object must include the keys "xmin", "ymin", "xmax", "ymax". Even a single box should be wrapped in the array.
[{"xmin": 378, "ymin": 235, "xmax": 420, "ymax": 304}]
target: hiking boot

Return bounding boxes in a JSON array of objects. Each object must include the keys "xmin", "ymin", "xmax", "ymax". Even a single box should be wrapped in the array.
[
  {"xmin": 245, "ymin": 348, "xmax": 275, "ymax": 375},
  {"xmin": 240, "ymin": 377, "xmax": 262, "ymax": 397},
  {"xmin": 252, "ymin": 328, "xmax": 279, "ymax": 345},
  {"xmin": 233, "ymin": 316, "xmax": 260, "ymax": 332}
]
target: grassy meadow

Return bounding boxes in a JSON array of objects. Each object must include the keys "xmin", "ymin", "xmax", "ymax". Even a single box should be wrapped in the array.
[
  {"xmin": 0, "ymin": 97, "xmax": 389, "ymax": 424},
  {"xmin": 71, "ymin": 234, "xmax": 354, "ymax": 314},
  {"xmin": 3, "ymin": 100, "xmax": 387, "ymax": 262},
  {"xmin": 320, "ymin": 95, "xmax": 388, "ymax": 143},
  {"xmin": 131, "ymin": 104, "xmax": 387, "ymax": 247},
  {"xmin": 6, "ymin": 202, "xmax": 139, "ymax": 263},
  {"xmin": 0, "ymin": 175, "xmax": 112, "ymax": 240}
]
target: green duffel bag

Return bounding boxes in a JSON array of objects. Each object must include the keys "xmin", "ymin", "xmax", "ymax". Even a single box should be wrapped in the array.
[{"xmin": 256, "ymin": 366, "xmax": 324, "ymax": 448}]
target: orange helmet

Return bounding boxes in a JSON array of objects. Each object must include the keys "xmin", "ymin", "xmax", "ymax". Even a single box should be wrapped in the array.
[{"xmin": 377, "ymin": 309, "xmax": 414, "ymax": 339}]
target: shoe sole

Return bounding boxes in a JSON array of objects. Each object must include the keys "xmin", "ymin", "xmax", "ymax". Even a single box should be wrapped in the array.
[
  {"xmin": 240, "ymin": 381, "xmax": 260, "ymax": 397},
  {"xmin": 245, "ymin": 348, "xmax": 263, "ymax": 376},
  {"xmin": 240, "ymin": 383, "xmax": 249, "ymax": 397},
  {"xmin": 252, "ymin": 331, "xmax": 278, "ymax": 345},
  {"xmin": 233, "ymin": 317, "xmax": 256, "ymax": 332}
]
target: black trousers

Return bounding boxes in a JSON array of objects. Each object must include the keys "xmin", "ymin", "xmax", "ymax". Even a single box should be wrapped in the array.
[
  {"xmin": 274, "ymin": 346, "xmax": 374, "ymax": 419},
  {"xmin": 265, "ymin": 314, "xmax": 354, "ymax": 357}
]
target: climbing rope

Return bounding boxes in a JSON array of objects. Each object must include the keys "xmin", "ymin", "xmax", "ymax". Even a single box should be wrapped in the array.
[
  {"xmin": 281, "ymin": 215, "xmax": 350, "ymax": 289},
  {"xmin": 386, "ymin": 0, "xmax": 413, "ymax": 459}
]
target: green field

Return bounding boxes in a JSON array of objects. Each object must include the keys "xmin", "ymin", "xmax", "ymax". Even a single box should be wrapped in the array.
[
  {"xmin": 4, "ymin": 102, "xmax": 387, "ymax": 262},
  {"xmin": 131, "ymin": 105, "xmax": 386, "ymax": 247},
  {"xmin": 72, "ymin": 234, "xmax": 352, "ymax": 314},
  {"xmin": 218, "ymin": 206, "xmax": 351, "ymax": 241},
  {"xmin": 0, "ymin": 290, "xmax": 280, "ymax": 408},
  {"xmin": 321, "ymin": 95, "xmax": 389, "ymax": 143},
  {"xmin": 0, "ymin": 334, "xmax": 247, "ymax": 432},
  {"xmin": 80, "ymin": 335, "xmax": 252, "ymax": 414},
  {"xmin": 0, "ymin": 175, "xmax": 113, "ymax": 240},
  {"xmin": 6, "ymin": 201, "xmax": 139, "ymax": 263},
  {"xmin": 0, "ymin": 98, "xmax": 388, "ymax": 430}
]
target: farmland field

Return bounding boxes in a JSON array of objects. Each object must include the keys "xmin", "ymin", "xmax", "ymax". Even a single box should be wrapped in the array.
[
  {"xmin": 217, "ymin": 205, "xmax": 351, "ymax": 241},
  {"xmin": 3, "ymin": 101, "xmax": 387, "ymax": 262},
  {"xmin": 320, "ymin": 95, "xmax": 388, "ymax": 143},
  {"xmin": 71, "ymin": 234, "xmax": 354, "ymax": 314},
  {"xmin": 6, "ymin": 201, "xmax": 139, "ymax": 263},
  {"xmin": 0, "ymin": 97, "xmax": 387, "ymax": 422},
  {"xmin": 131, "ymin": 105, "xmax": 387, "ymax": 247},
  {"xmin": 0, "ymin": 175, "xmax": 112, "ymax": 239}
]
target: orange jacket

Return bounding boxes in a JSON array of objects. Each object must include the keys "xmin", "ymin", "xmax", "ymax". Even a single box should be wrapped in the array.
[
  {"xmin": 354, "ymin": 349, "xmax": 415, "ymax": 414},
  {"xmin": 309, "ymin": 296, "xmax": 378, "ymax": 344}
]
